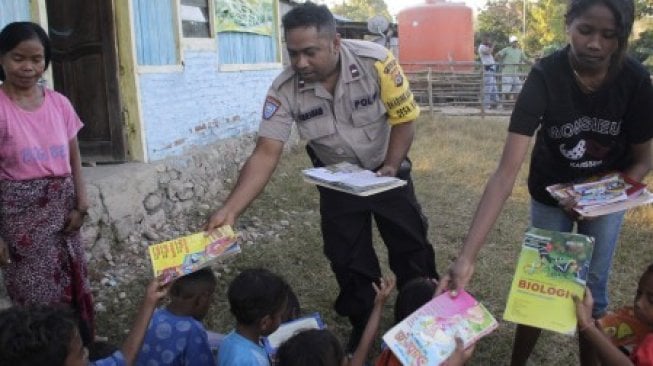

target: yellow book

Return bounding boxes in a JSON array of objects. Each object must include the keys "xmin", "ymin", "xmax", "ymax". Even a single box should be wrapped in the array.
[
  {"xmin": 503, "ymin": 227, "xmax": 594, "ymax": 335},
  {"xmin": 148, "ymin": 225, "xmax": 239, "ymax": 284}
]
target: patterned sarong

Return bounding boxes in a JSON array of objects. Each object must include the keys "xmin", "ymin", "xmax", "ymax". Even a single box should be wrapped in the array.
[{"xmin": 0, "ymin": 176, "xmax": 95, "ymax": 343}]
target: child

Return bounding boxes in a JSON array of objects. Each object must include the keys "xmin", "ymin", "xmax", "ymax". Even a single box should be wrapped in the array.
[
  {"xmin": 136, "ymin": 268, "xmax": 217, "ymax": 366},
  {"xmin": 0, "ymin": 21, "xmax": 95, "ymax": 345},
  {"xmin": 217, "ymin": 268, "xmax": 292, "ymax": 366},
  {"xmin": 0, "ymin": 278, "xmax": 168, "ymax": 366},
  {"xmin": 276, "ymin": 276, "xmax": 395, "ymax": 366},
  {"xmin": 575, "ymin": 264, "xmax": 653, "ymax": 365},
  {"xmin": 376, "ymin": 278, "xmax": 474, "ymax": 366}
]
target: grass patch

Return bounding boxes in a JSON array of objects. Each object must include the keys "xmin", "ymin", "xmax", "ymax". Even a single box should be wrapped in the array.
[{"xmin": 97, "ymin": 114, "xmax": 653, "ymax": 365}]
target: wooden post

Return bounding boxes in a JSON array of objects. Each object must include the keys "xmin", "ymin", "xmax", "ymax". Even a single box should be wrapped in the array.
[
  {"xmin": 427, "ymin": 67, "xmax": 434, "ymax": 118},
  {"xmin": 480, "ymin": 66, "xmax": 486, "ymax": 118}
]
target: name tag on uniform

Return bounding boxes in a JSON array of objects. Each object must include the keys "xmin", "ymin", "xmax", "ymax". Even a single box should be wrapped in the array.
[{"xmin": 298, "ymin": 106, "xmax": 324, "ymax": 122}]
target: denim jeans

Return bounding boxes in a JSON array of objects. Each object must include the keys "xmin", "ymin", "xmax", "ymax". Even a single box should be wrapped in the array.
[
  {"xmin": 483, "ymin": 71, "xmax": 498, "ymax": 108},
  {"xmin": 530, "ymin": 199, "xmax": 625, "ymax": 318}
]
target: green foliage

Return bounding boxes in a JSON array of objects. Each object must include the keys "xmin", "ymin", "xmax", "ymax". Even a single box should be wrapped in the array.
[
  {"xmin": 476, "ymin": 0, "xmax": 566, "ymax": 57},
  {"xmin": 630, "ymin": 29, "xmax": 653, "ymax": 63},
  {"xmin": 524, "ymin": 0, "xmax": 566, "ymax": 56},
  {"xmin": 635, "ymin": 0, "xmax": 653, "ymax": 18},
  {"xmin": 330, "ymin": 0, "xmax": 391, "ymax": 22},
  {"xmin": 476, "ymin": 0, "xmax": 523, "ymax": 47}
]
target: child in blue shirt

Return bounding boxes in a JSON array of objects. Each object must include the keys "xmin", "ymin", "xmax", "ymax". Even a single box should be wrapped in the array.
[
  {"xmin": 217, "ymin": 268, "xmax": 291, "ymax": 366},
  {"xmin": 136, "ymin": 268, "xmax": 217, "ymax": 366}
]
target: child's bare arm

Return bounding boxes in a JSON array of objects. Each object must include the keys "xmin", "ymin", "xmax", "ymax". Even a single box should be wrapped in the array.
[
  {"xmin": 573, "ymin": 288, "xmax": 633, "ymax": 366},
  {"xmin": 349, "ymin": 276, "xmax": 396, "ymax": 366},
  {"xmin": 121, "ymin": 278, "xmax": 169, "ymax": 366}
]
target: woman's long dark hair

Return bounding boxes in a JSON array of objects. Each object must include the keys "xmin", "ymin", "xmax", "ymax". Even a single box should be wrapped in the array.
[
  {"xmin": 565, "ymin": 0, "xmax": 635, "ymax": 72},
  {"xmin": 0, "ymin": 22, "xmax": 51, "ymax": 81}
]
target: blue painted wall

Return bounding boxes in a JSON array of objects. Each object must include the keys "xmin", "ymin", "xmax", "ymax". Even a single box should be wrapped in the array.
[
  {"xmin": 138, "ymin": 49, "xmax": 281, "ymax": 160},
  {"xmin": 0, "ymin": 0, "xmax": 31, "ymax": 29}
]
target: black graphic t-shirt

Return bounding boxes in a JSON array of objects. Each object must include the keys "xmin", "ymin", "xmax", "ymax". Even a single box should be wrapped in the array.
[{"xmin": 509, "ymin": 46, "xmax": 653, "ymax": 206}]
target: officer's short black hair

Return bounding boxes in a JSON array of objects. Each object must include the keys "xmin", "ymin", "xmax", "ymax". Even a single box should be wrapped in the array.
[
  {"xmin": 227, "ymin": 268, "xmax": 291, "ymax": 326},
  {"xmin": 282, "ymin": 2, "xmax": 337, "ymax": 39}
]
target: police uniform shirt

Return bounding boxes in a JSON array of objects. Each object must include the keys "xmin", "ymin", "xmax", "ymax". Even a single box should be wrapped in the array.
[{"xmin": 259, "ymin": 39, "xmax": 419, "ymax": 170}]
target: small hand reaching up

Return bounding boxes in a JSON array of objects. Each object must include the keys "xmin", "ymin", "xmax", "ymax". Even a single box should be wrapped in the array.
[{"xmin": 372, "ymin": 275, "xmax": 396, "ymax": 306}]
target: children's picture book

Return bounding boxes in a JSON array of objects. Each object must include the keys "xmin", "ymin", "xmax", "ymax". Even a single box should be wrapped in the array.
[
  {"xmin": 302, "ymin": 162, "xmax": 406, "ymax": 196},
  {"xmin": 382, "ymin": 290, "xmax": 498, "ymax": 366},
  {"xmin": 262, "ymin": 313, "xmax": 324, "ymax": 359},
  {"xmin": 598, "ymin": 307, "xmax": 653, "ymax": 355},
  {"xmin": 546, "ymin": 173, "xmax": 653, "ymax": 217},
  {"xmin": 503, "ymin": 227, "xmax": 594, "ymax": 335},
  {"xmin": 148, "ymin": 225, "xmax": 239, "ymax": 284}
]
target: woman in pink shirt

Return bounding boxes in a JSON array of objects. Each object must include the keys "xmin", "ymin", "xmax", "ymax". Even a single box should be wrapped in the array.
[{"xmin": 0, "ymin": 22, "xmax": 94, "ymax": 344}]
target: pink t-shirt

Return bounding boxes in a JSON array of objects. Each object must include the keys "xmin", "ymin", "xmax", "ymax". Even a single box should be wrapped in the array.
[{"xmin": 0, "ymin": 88, "xmax": 83, "ymax": 180}]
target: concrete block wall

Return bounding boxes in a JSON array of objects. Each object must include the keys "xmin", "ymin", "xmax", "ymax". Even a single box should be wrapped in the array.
[{"xmin": 138, "ymin": 50, "xmax": 282, "ymax": 160}]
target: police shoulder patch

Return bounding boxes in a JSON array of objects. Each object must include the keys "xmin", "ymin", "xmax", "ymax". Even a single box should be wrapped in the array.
[{"xmin": 262, "ymin": 96, "xmax": 281, "ymax": 120}]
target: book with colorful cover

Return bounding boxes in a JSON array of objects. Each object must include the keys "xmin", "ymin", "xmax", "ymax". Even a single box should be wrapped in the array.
[
  {"xmin": 302, "ymin": 162, "xmax": 406, "ymax": 196},
  {"xmin": 148, "ymin": 225, "xmax": 239, "ymax": 284},
  {"xmin": 503, "ymin": 227, "xmax": 594, "ymax": 335},
  {"xmin": 382, "ymin": 290, "xmax": 498, "ymax": 366},
  {"xmin": 546, "ymin": 173, "xmax": 652, "ymax": 217},
  {"xmin": 598, "ymin": 306, "xmax": 653, "ymax": 355},
  {"xmin": 262, "ymin": 313, "xmax": 325, "ymax": 359}
]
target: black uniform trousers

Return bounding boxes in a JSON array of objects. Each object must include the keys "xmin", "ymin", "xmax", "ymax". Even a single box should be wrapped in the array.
[{"xmin": 316, "ymin": 163, "xmax": 438, "ymax": 326}]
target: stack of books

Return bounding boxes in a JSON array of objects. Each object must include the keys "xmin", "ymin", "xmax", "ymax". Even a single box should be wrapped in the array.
[
  {"xmin": 546, "ymin": 173, "xmax": 653, "ymax": 217},
  {"xmin": 302, "ymin": 162, "xmax": 406, "ymax": 196}
]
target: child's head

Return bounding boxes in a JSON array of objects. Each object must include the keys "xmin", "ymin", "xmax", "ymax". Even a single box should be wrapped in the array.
[
  {"xmin": 282, "ymin": 288, "xmax": 301, "ymax": 322},
  {"xmin": 228, "ymin": 268, "xmax": 291, "ymax": 336},
  {"xmin": 0, "ymin": 21, "xmax": 51, "ymax": 82},
  {"xmin": 634, "ymin": 263, "xmax": 653, "ymax": 327},
  {"xmin": 169, "ymin": 267, "xmax": 218, "ymax": 321},
  {"xmin": 0, "ymin": 306, "xmax": 87, "ymax": 366},
  {"xmin": 276, "ymin": 329, "xmax": 345, "ymax": 366},
  {"xmin": 394, "ymin": 277, "xmax": 437, "ymax": 323}
]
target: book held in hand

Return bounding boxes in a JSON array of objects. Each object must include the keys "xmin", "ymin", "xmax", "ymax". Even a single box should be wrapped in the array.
[
  {"xmin": 503, "ymin": 227, "xmax": 594, "ymax": 335},
  {"xmin": 382, "ymin": 290, "xmax": 498, "ymax": 366},
  {"xmin": 148, "ymin": 225, "xmax": 240, "ymax": 284},
  {"xmin": 262, "ymin": 313, "xmax": 325, "ymax": 359},
  {"xmin": 302, "ymin": 162, "xmax": 406, "ymax": 196},
  {"xmin": 546, "ymin": 173, "xmax": 653, "ymax": 217}
]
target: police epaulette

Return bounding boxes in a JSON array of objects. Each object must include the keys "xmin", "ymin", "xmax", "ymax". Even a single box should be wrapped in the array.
[{"xmin": 345, "ymin": 39, "xmax": 389, "ymax": 61}]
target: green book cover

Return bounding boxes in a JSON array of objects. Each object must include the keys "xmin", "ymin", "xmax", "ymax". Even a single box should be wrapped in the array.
[{"xmin": 503, "ymin": 227, "xmax": 594, "ymax": 335}]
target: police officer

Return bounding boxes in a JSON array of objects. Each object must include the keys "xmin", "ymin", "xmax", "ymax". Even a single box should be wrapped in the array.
[{"xmin": 205, "ymin": 2, "xmax": 437, "ymax": 351}]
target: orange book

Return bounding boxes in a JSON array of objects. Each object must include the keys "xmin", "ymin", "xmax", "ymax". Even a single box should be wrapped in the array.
[{"xmin": 598, "ymin": 307, "xmax": 653, "ymax": 354}]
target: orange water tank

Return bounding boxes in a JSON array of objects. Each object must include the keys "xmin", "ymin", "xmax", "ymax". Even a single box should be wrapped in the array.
[{"xmin": 398, "ymin": 0, "xmax": 474, "ymax": 70}]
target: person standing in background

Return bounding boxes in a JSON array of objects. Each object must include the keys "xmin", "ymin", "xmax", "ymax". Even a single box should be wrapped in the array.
[
  {"xmin": 478, "ymin": 35, "xmax": 499, "ymax": 110},
  {"xmin": 496, "ymin": 36, "xmax": 531, "ymax": 104}
]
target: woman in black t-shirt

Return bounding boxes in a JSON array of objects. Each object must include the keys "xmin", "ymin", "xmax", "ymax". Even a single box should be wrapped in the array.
[{"xmin": 437, "ymin": 0, "xmax": 653, "ymax": 365}]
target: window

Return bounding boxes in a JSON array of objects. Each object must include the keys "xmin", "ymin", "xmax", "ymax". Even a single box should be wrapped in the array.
[
  {"xmin": 215, "ymin": 0, "xmax": 279, "ymax": 66},
  {"xmin": 180, "ymin": 0, "xmax": 211, "ymax": 38},
  {"xmin": 133, "ymin": 0, "xmax": 178, "ymax": 65}
]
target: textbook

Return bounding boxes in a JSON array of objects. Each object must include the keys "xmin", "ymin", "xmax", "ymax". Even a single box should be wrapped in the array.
[
  {"xmin": 382, "ymin": 290, "xmax": 498, "ymax": 366},
  {"xmin": 546, "ymin": 173, "xmax": 652, "ymax": 217},
  {"xmin": 302, "ymin": 162, "xmax": 406, "ymax": 196},
  {"xmin": 262, "ymin": 313, "xmax": 324, "ymax": 359},
  {"xmin": 503, "ymin": 227, "xmax": 594, "ymax": 335},
  {"xmin": 148, "ymin": 225, "xmax": 239, "ymax": 284}
]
